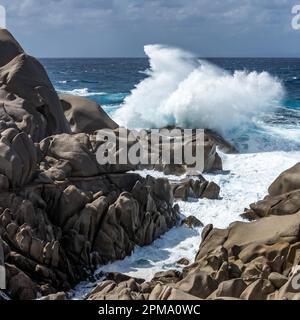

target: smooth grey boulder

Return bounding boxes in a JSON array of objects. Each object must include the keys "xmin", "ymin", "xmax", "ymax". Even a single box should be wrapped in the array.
[{"xmin": 59, "ymin": 93, "xmax": 118, "ymax": 134}]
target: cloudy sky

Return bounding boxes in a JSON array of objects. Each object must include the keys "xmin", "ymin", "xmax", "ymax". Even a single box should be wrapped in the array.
[{"xmin": 1, "ymin": 0, "xmax": 300, "ymax": 57}]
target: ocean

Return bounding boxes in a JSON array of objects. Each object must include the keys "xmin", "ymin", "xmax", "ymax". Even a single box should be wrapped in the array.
[
  {"xmin": 39, "ymin": 49, "xmax": 300, "ymax": 297},
  {"xmin": 41, "ymin": 52, "xmax": 300, "ymax": 153}
]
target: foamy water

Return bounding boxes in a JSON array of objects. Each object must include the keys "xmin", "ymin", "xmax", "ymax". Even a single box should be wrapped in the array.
[
  {"xmin": 114, "ymin": 45, "xmax": 284, "ymax": 135},
  {"xmin": 59, "ymin": 88, "xmax": 107, "ymax": 96},
  {"xmin": 111, "ymin": 45, "xmax": 300, "ymax": 153},
  {"xmin": 73, "ymin": 150, "xmax": 300, "ymax": 299}
]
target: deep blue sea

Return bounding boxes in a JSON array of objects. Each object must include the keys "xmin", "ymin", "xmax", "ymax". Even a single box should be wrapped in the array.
[
  {"xmin": 40, "ymin": 57, "xmax": 300, "ymax": 152},
  {"xmin": 40, "ymin": 58, "xmax": 148, "ymax": 114},
  {"xmin": 40, "ymin": 58, "xmax": 300, "ymax": 109}
]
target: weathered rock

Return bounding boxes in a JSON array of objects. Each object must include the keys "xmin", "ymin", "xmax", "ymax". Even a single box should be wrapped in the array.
[
  {"xmin": 0, "ymin": 29, "xmax": 23, "ymax": 67},
  {"xmin": 137, "ymin": 128, "xmax": 225, "ymax": 174},
  {"xmin": 0, "ymin": 30, "xmax": 70, "ymax": 141},
  {"xmin": 151, "ymin": 270, "xmax": 182, "ymax": 286},
  {"xmin": 201, "ymin": 182, "xmax": 220, "ymax": 200},
  {"xmin": 269, "ymin": 162, "xmax": 300, "ymax": 196},
  {"xmin": 39, "ymin": 133, "xmax": 100, "ymax": 178},
  {"xmin": 39, "ymin": 130, "xmax": 139, "ymax": 178},
  {"xmin": 204, "ymin": 129, "xmax": 237, "ymax": 153},
  {"xmin": 240, "ymin": 279, "xmax": 275, "ymax": 300},
  {"xmin": 209, "ymin": 278, "xmax": 247, "ymax": 299},
  {"xmin": 172, "ymin": 177, "xmax": 220, "ymax": 201},
  {"xmin": 40, "ymin": 292, "xmax": 66, "ymax": 300},
  {"xmin": 172, "ymin": 179, "xmax": 190, "ymax": 200},
  {"xmin": 59, "ymin": 94, "xmax": 118, "ymax": 134},
  {"xmin": 87, "ymin": 277, "xmax": 146, "ymax": 300},
  {"xmin": 175, "ymin": 271, "xmax": 218, "ymax": 299},
  {"xmin": 163, "ymin": 164, "xmax": 186, "ymax": 176},
  {"xmin": 0, "ymin": 174, "xmax": 9, "ymax": 191},
  {"xmin": 0, "ymin": 172, "xmax": 178, "ymax": 299},
  {"xmin": 87, "ymin": 210, "xmax": 300, "ymax": 300},
  {"xmin": 0, "ymin": 128, "xmax": 37, "ymax": 188},
  {"xmin": 0, "ymin": 29, "xmax": 241, "ymax": 301},
  {"xmin": 182, "ymin": 216, "xmax": 204, "ymax": 228},
  {"xmin": 105, "ymin": 272, "xmax": 145, "ymax": 285},
  {"xmin": 268, "ymin": 272, "xmax": 288, "ymax": 289},
  {"xmin": 203, "ymin": 139, "xmax": 222, "ymax": 172},
  {"xmin": 241, "ymin": 256, "xmax": 272, "ymax": 281},
  {"xmin": 5, "ymin": 263, "xmax": 40, "ymax": 300},
  {"xmin": 176, "ymin": 258, "xmax": 190, "ymax": 266},
  {"xmin": 0, "ymin": 29, "xmax": 71, "ymax": 188},
  {"xmin": 149, "ymin": 284, "xmax": 202, "ymax": 300},
  {"xmin": 223, "ymin": 213, "xmax": 300, "ymax": 253},
  {"xmin": 242, "ymin": 189, "xmax": 300, "ymax": 220},
  {"xmin": 275, "ymin": 268, "xmax": 300, "ymax": 300}
]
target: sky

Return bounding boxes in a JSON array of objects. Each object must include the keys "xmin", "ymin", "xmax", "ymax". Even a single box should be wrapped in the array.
[{"xmin": 1, "ymin": 0, "xmax": 300, "ymax": 57}]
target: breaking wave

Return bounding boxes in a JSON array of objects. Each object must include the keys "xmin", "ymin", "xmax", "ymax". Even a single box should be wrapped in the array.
[{"xmin": 113, "ymin": 45, "xmax": 295, "ymax": 152}]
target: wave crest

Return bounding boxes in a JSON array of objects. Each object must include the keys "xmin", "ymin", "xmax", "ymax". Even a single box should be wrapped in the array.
[
  {"xmin": 113, "ymin": 45, "xmax": 285, "ymax": 136},
  {"xmin": 59, "ymin": 88, "xmax": 107, "ymax": 97}
]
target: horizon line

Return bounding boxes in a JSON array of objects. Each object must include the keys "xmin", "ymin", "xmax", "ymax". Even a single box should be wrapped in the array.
[{"xmin": 38, "ymin": 56, "xmax": 300, "ymax": 59}]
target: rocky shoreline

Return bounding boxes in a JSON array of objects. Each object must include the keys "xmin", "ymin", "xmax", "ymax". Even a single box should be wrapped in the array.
[
  {"xmin": 0, "ymin": 29, "xmax": 300, "ymax": 301},
  {"xmin": 79, "ymin": 162, "xmax": 300, "ymax": 301},
  {"xmin": 0, "ymin": 29, "xmax": 223, "ymax": 300}
]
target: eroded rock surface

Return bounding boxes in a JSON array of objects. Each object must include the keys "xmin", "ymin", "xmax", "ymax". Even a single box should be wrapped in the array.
[
  {"xmin": 86, "ymin": 162, "xmax": 300, "ymax": 301},
  {"xmin": 59, "ymin": 94, "xmax": 118, "ymax": 134},
  {"xmin": 171, "ymin": 176, "xmax": 220, "ymax": 201},
  {"xmin": 0, "ymin": 174, "xmax": 178, "ymax": 299},
  {"xmin": 87, "ymin": 213, "xmax": 300, "ymax": 300},
  {"xmin": 243, "ymin": 163, "xmax": 300, "ymax": 220},
  {"xmin": 0, "ymin": 30, "xmax": 181, "ymax": 300}
]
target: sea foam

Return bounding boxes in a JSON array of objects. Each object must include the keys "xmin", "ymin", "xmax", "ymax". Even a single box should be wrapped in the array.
[
  {"xmin": 114, "ymin": 45, "xmax": 285, "ymax": 135},
  {"xmin": 60, "ymin": 88, "xmax": 107, "ymax": 97},
  {"xmin": 73, "ymin": 150, "xmax": 300, "ymax": 299}
]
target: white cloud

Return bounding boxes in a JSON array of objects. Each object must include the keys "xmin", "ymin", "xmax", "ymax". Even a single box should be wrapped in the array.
[
  {"xmin": 1, "ymin": 0, "xmax": 291, "ymax": 27},
  {"xmin": 0, "ymin": 0, "xmax": 297, "ymax": 57}
]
